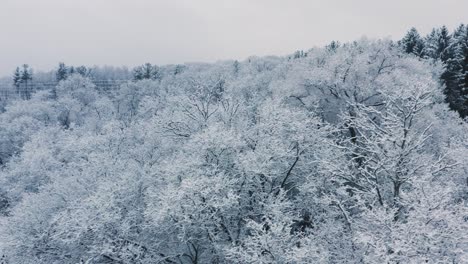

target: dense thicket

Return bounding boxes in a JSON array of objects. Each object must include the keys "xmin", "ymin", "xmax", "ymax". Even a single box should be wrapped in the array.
[
  {"xmin": 0, "ymin": 39, "xmax": 467, "ymax": 263},
  {"xmin": 399, "ymin": 24, "xmax": 468, "ymax": 118}
]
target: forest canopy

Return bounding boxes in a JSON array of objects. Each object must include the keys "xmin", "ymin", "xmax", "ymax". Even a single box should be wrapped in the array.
[{"xmin": 0, "ymin": 26, "xmax": 467, "ymax": 264}]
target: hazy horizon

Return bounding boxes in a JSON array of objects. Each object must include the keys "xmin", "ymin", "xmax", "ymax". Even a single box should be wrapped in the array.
[{"xmin": 1, "ymin": 0, "xmax": 467, "ymax": 77}]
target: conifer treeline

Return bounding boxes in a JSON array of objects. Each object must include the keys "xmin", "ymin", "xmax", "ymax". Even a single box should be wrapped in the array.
[
  {"xmin": 10, "ymin": 25, "xmax": 468, "ymax": 119},
  {"xmin": 399, "ymin": 24, "xmax": 468, "ymax": 118}
]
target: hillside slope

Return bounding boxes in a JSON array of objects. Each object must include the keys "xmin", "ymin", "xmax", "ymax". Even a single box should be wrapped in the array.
[{"xmin": 0, "ymin": 39, "xmax": 467, "ymax": 263}]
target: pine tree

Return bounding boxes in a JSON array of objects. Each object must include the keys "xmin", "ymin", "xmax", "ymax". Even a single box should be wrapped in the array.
[
  {"xmin": 56, "ymin": 62, "xmax": 68, "ymax": 82},
  {"xmin": 20, "ymin": 64, "xmax": 32, "ymax": 83},
  {"xmin": 462, "ymin": 27, "xmax": 468, "ymax": 97},
  {"xmin": 233, "ymin": 60, "xmax": 240, "ymax": 76},
  {"xmin": 447, "ymin": 24, "xmax": 468, "ymax": 117},
  {"xmin": 12, "ymin": 67, "xmax": 22, "ymax": 88},
  {"xmin": 424, "ymin": 29, "xmax": 440, "ymax": 60},
  {"xmin": 423, "ymin": 26, "xmax": 452, "ymax": 61},
  {"xmin": 438, "ymin": 24, "xmax": 468, "ymax": 117},
  {"xmin": 151, "ymin": 65, "xmax": 161, "ymax": 80},
  {"xmin": 20, "ymin": 64, "xmax": 33, "ymax": 100},
  {"xmin": 438, "ymin": 26, "xmax": 453, "ymax": 63},
  {"xmin": 400, "ymin": 27, "xmax": 424, "ymax": 56},
  {"xmin": 326, "ymin": 40, "xmax": 341, "ymax": 52},
  {"xmin": 174, "ymin": 64, "xmax": 184, "ymax": 75},
  {"xmin": 142, "ymin": 63, "xmax": 153, "ymax": 79},
  {"xmin": 133, "ymin": 63, "xmax": 160, "ymax": 81},
  {"xmin": 132, "ymin": 65, "xmax": 145, "ymax": 81},
  {"xmin": 75, "ymin": 66, "xmax": 90, "ymax": 77}
]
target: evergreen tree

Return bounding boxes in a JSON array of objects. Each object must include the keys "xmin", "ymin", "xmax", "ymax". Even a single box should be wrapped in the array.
[
  {"xmin": 438, "ymin": 26, "xmax": 453, "ymax": 63},
  {"xmin": 132, "ymin": 66, "xmax": 144, "ymax": 81},
  {"xmin": 462, "ymin": 27, "xmax": 468, "ymax": 96},
  {"xmin": 233, "ymin": 60, "xmax": 240, "ymax": 76},
  {"xmin": 12, "ymin": 67, "xmax": 22, "ymax": 88},
  {"xmin": 142, "ymin": 63, "xmax": 153, "ymax": 79},
  {"xmin": 400, "ymin": 27, "xmax": 424, "ymax": 56},
  {"xmin": 174, "ymin": 64, "xmax": 184, "ymax": 75},
  {"xmin": 56, "ymin": 62, "xmax": 68, "ymax": 82},
  {"xmin": 133, "ymin": 63, "xmax": 160, "ymax": 81},
  {"xmin": 152, "ymin": 65, "xmax": 161, "ymax": 80},
  {"xmin": 423, "ymin": 26, "xmax": 452, "ymax": 61},
  {"xmin": 75, "ymin": 66, "xmax": 90, "ymax": 77},
  {"xmin": 133, "ymin": 64, "xmax": 150, "ymax": 80},
  {"xmin": 442, "ymin": 24, "xmax": 468, "ymax": 117},
  {"xmin": 20, "ymin": 64, "xmax": 33, "ymax": 100},
  {"xmin": 326, "ymin": 40, "xmax": 341, "ymax": 52},
  {"xmin": 20, "ymin": 64, "xmax": 32, "ymax": 83},
  {"xmin": 453, "ymin": 24, "xmax": 468, "ymax": 91}
]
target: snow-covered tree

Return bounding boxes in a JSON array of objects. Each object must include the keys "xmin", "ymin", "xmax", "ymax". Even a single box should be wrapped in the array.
[
  {"xmin": 400, "ymin": 27, "xmax": 425, "ymax": 57},
  {"xmin": 0, "ymin": 38, "xmax": 467, "ymax": 263}
]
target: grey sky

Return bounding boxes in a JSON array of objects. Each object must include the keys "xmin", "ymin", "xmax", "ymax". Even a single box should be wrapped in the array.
[{"xmin": 0, "ymin": 0, "xmax": 467, "ymax": 76}]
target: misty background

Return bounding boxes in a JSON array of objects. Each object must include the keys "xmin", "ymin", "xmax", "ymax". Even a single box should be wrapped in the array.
[{"xmin": 0, "ymin": 0, "xmax": 467, "ymax": 76}]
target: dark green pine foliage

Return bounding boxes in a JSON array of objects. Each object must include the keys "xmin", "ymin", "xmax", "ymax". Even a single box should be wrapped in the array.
[
  {"xmin": 133, "ymin": 63, "xmax": 160, "ymax": 81},
  {"xmin": 453, "ymin": 25, "xmax": 468, "ymax": 90},
  {"xmin": 75, "ymin": 66, "xmax": 90, "ymax": 77},
  {"xmin": 142, "ymin": 63, "xmax": 154, "ymax": 79},
  {"xmin": 463, "ymin": 28, "xmax": 468, "ymax": 102},
  {"xmin": 174, "ymin": 64, "xmax": 185, "ymax": 75},
  {"xmin": 442, "ymin": 24, "xmax": 468, "ymax": 118},
  {"xmin": 56, "ymin": 62, "xmax": 68, "ymax": 82},
  {"xmin": 438, "ymin": 26, "xmax": 453, "ymax": 63},
  {"xmin": 399, "ymin": 27, "xmax": 424, "ymax": 57},
  {"xmin": 20, "ymin": 64, "xmax": 33, "ymax": 84},
  {"xmin": 404, "ymin": 24, "xmax": 468, "ymax": 118},
  {"xmin": 326, "ymin": 40, "xmax": 341, "ymax": 52},
  {"xmin": 57, "ymin": 63, "xmax": 91, "ymax": 82},
  {"xmin": 423, "ymin": 26, "xmax": 452, "ymax": 60},
  {"xmin": 12, "ymin": 67, "xmax": 22, "ymax": 88},
  {"xmin": 133, "ymin": 66, "xmax": 143, "ymax": 81},
  {"xmin": 20, "ymin": 64, "xmax": 33, "ymax": 100},
  {"xmin": 233, "ymin": 60, "xmax": 240, "ymax": 76}
]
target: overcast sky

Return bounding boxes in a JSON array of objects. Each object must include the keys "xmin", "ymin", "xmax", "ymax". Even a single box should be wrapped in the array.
[{"xmin": 0, "ymin": 0, "xmax": 467, "ymax": 77}]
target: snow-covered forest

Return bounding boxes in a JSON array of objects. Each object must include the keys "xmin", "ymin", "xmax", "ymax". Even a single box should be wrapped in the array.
[{"xmin": 0, "ymin": 25, "xmax": 467, "ymax": 263}]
